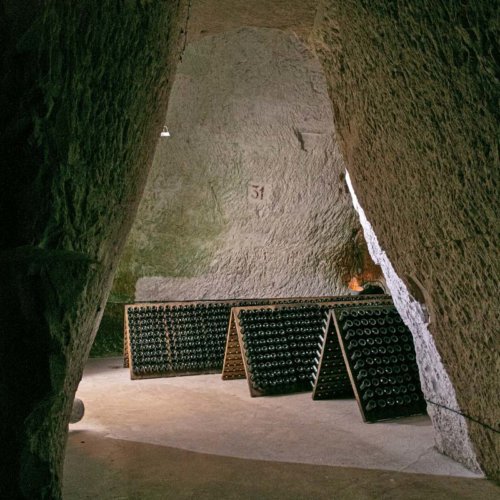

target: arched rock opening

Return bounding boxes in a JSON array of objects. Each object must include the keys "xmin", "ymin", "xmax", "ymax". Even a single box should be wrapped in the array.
[
  {"xmin": 1, "ymin": 1, "xmax": 498, "ymax": 497},
  {"xmin": 346, "ymin": 170, "xmax": 481, "ymax": 473}
]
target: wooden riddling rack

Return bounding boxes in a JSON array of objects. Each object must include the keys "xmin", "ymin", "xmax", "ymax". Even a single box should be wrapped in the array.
[
  {"xmin": 311, "ymin": 298, "xmax": 393, "ymax": 400},
  {"xmin": 223, "ymin": 304, "xmax": 326, "ymax": 397},
  {"xmin": 222, "ymin": 296, "xmax": 392, "ymax": 397},
  {"xmin": 124, "ymin": 296, "xmax": 363, "ymax": 379},
  {"xmin": 316, "ymin": 304, "xmax": 427, "ymax": 422}
]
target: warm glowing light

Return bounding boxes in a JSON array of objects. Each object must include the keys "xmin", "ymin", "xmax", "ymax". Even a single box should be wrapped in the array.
[{"xmin": 348, "ymin": 276, "xmax": 364, "ymax": 292}]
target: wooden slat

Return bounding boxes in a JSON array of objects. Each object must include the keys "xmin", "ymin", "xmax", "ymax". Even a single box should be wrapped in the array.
[{"xmin": 222, "ymin": 311, "xmax": 246, "ymax": 380}]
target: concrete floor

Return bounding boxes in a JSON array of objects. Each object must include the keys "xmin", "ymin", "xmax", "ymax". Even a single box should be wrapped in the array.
[{"xmin": 64, "ymin": 358, "xmax": 499, "ymax": 499}]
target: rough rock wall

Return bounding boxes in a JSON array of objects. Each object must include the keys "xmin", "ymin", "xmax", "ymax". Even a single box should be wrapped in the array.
[
  {"xmin": 110, "ymin": 27, "xmax": 364, "ymax": 310},
  {"xmin": 0, "ymin": 1, "xmax": 188, "ymax": 497},
  {"xmin": 314, "ymin": 1, "xmax": 499, "ymax": 478},
  {"xmin": 346, "ymin": 171, "xmax": 482, "ymax": 474}
]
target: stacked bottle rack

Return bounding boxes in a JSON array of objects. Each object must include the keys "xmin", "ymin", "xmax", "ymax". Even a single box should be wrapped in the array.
[
  {"xmin": 126, "ymin": 301, "xmax": 238, "ymax": 379},
  {"xmin": 227, "ymin": 304, "xmax": 328, "ymax": 396},
  {"xmin": 329, "ymin": 304, "xmax": 426, "ymax": 422},
  {"xmin": 124, "ymin": 296, "xmax": 372, "ymax": 379},
  {"xmin": 221, "ymin": 296, "xmax": 392, "ymax": 396},
  {"xmin": 311, "ymin": 298, "xmax": 392, "ymax": 400}
]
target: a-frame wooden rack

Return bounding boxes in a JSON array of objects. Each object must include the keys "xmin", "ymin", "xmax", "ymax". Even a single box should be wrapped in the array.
[
  {"xmin": 311, "ymin": 298, "xmax": 393, "ymax": 400},
  {"xmin": 222, "ymin": 296, "xmax": 392, "ymax": 397},
  {"xmin": 328, "ymin": 304, "xmax": 427, "ymax": 422}
]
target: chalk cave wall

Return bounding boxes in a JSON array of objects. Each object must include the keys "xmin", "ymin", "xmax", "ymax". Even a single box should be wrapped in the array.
[
  {"xmin": 313, "ymin": 0, "xmax": 499, "ymax": 478},
  {"xmin": 108, "ymin": 28, "xmax": 365, "ymax": 313},
  {"xmin": 0, "ymin": 1, "xmax": 189, "ymax": 497}
]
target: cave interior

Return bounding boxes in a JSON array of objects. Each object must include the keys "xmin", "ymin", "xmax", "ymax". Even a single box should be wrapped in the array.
[{"xmin": 0, "ymin": 1, "xmax": 498, "ymax": 498}]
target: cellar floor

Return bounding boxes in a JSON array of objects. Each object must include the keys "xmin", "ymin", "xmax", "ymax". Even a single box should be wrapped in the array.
[{"xmin": 63, "ymin": 357, "xmax": 498, "ymax": 499}]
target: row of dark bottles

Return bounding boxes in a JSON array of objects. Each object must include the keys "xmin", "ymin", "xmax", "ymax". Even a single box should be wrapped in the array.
[
  {"xmin": 129, "ymin": 297, "xmax": 391, "ymax": 379},
  {"xmin": 355, "ymin": 367, "xmax": 420, "ymax": 385},
  {"xmin": 248, "ymin": 357, "xmax": 312, "ymax": 370},
  {"xmin": 169, "ymin": 335, "xmax": 226, "ymax": 345},
  {"xmin": 251, "ymin": 376, "xmax": 310, "ymax": 390},
  {"xmin": 129, "ymin": 334, "xmax": 165, "ymax": 344},
  {"xmin": 128, "ymin": 302, "xmax": 239, "ymax": 376},
  {"xmin": 128, "ymin": 319, "xmax": 165, "ymax": 330},
  {"xmin": 171, "ymin": 352, "xmax": 222, "ymax": 361},
  {"xmin": 338, "ymin": 307, "xmax": 396, "ymax": 320},
  {"xmin": 353, "ymin": 352, "xmax": 416, "ymax": 367},
  {"xmin": 348, "ymin": 338, "xmax": 414, "ymax": 351},
  {"xmin": 243, "ymin": 340, "xmax": 318, "ymax": 354},
  {"xmin": 350, "ymin": 340, "xmax": 411, "ymax": 353},
  {"xmin": 361, "ymin": 383, "xmax": 419, "ymax": 397},
  {"xmin": 244, "ymin": 339, "xmax": 318, "ymax": 351},
  {"xmin": 171, "ymin": 348, "xmax": 224, "ymax": 358},
  {"xmin": 129, "ymin": 317, "xmax": 166, "ymax": 326},
  {"xmin": 133, "ymin": 364, "xmax": 171, "ymax": 375},
  {"xmin": 130, "ymin": 347, "xmax": 167, "ymax": 357},
  {"xmin": 132, "ymin": 359, "xmax": 225, "ymax": 374},
  {"xmin": 129, "ymin": 304, "xmax": 230, "ymax": 314},
  {"xmin": 336, "ymin": 305, "xmax": 425, "ymax": 417},
  {"xmin": 167, "ymin": 313, "xmax": 229, "ymax": 320},
  {"xmin": 241, "ymin": 328, "xmax": 322, "ymax": 340},
  {"xmin": 128, "ymin": 295, "xmax": 389, "ymax": 320},
  {"xmin": 172, "ymin": 361, "xmax": 222, "ymax": 371},
  {"xmin": 239, "ymin": 312, "xmax": 325, "ymax": 324},
  {"xmin": 132, "ymin": 358, "xmax": 169, "ymax": 368},
  {"xmin": 344, "ymin": 327, "xmax": 408, "ymax": 339},
  {"xmin": 248, "ymin": 350, "xmax": 293, "ymax": 361},
  {"xmin": 238, "ymin": 306, "xmax": 326, "ymax": 393},
  {"xmin": 364, "ymin": 393, "xmax": 421, "ymax": 411},
  {"xmin": 168, "ymin": 335, "xmax": 223, "ymax": 344},
  {"xmin": 342, "ymin": 317, "xmax": 403, "ymax": 329}
]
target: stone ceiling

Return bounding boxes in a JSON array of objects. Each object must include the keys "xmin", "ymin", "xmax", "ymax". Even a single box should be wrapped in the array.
[{"xmin": 186, "ymin": 0, "xmax": 318, "ymax": 43}]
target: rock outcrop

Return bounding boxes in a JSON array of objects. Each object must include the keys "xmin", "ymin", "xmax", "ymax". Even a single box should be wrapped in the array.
[
  {"xmin": 314, "ymin": 0, "xmax": 499, "ymax": 478},
  {"xmin": 0, "ymin": 2, "xmax": 188, "ymax": 497}
]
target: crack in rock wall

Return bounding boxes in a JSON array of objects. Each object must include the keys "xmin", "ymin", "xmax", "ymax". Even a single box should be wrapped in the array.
[
  {"xmin": 346, "ymin": 171, "xmax": 482, "ymax": 474},
  {"xmin": 112, "ymin": 28, "xmax": 364, "ymax": 305}
]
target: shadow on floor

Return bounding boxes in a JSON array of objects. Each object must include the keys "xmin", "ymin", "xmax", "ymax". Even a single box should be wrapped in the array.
[{"xmin": 64, "ymin": 431, "xmax": 499, "ymax": 500}]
